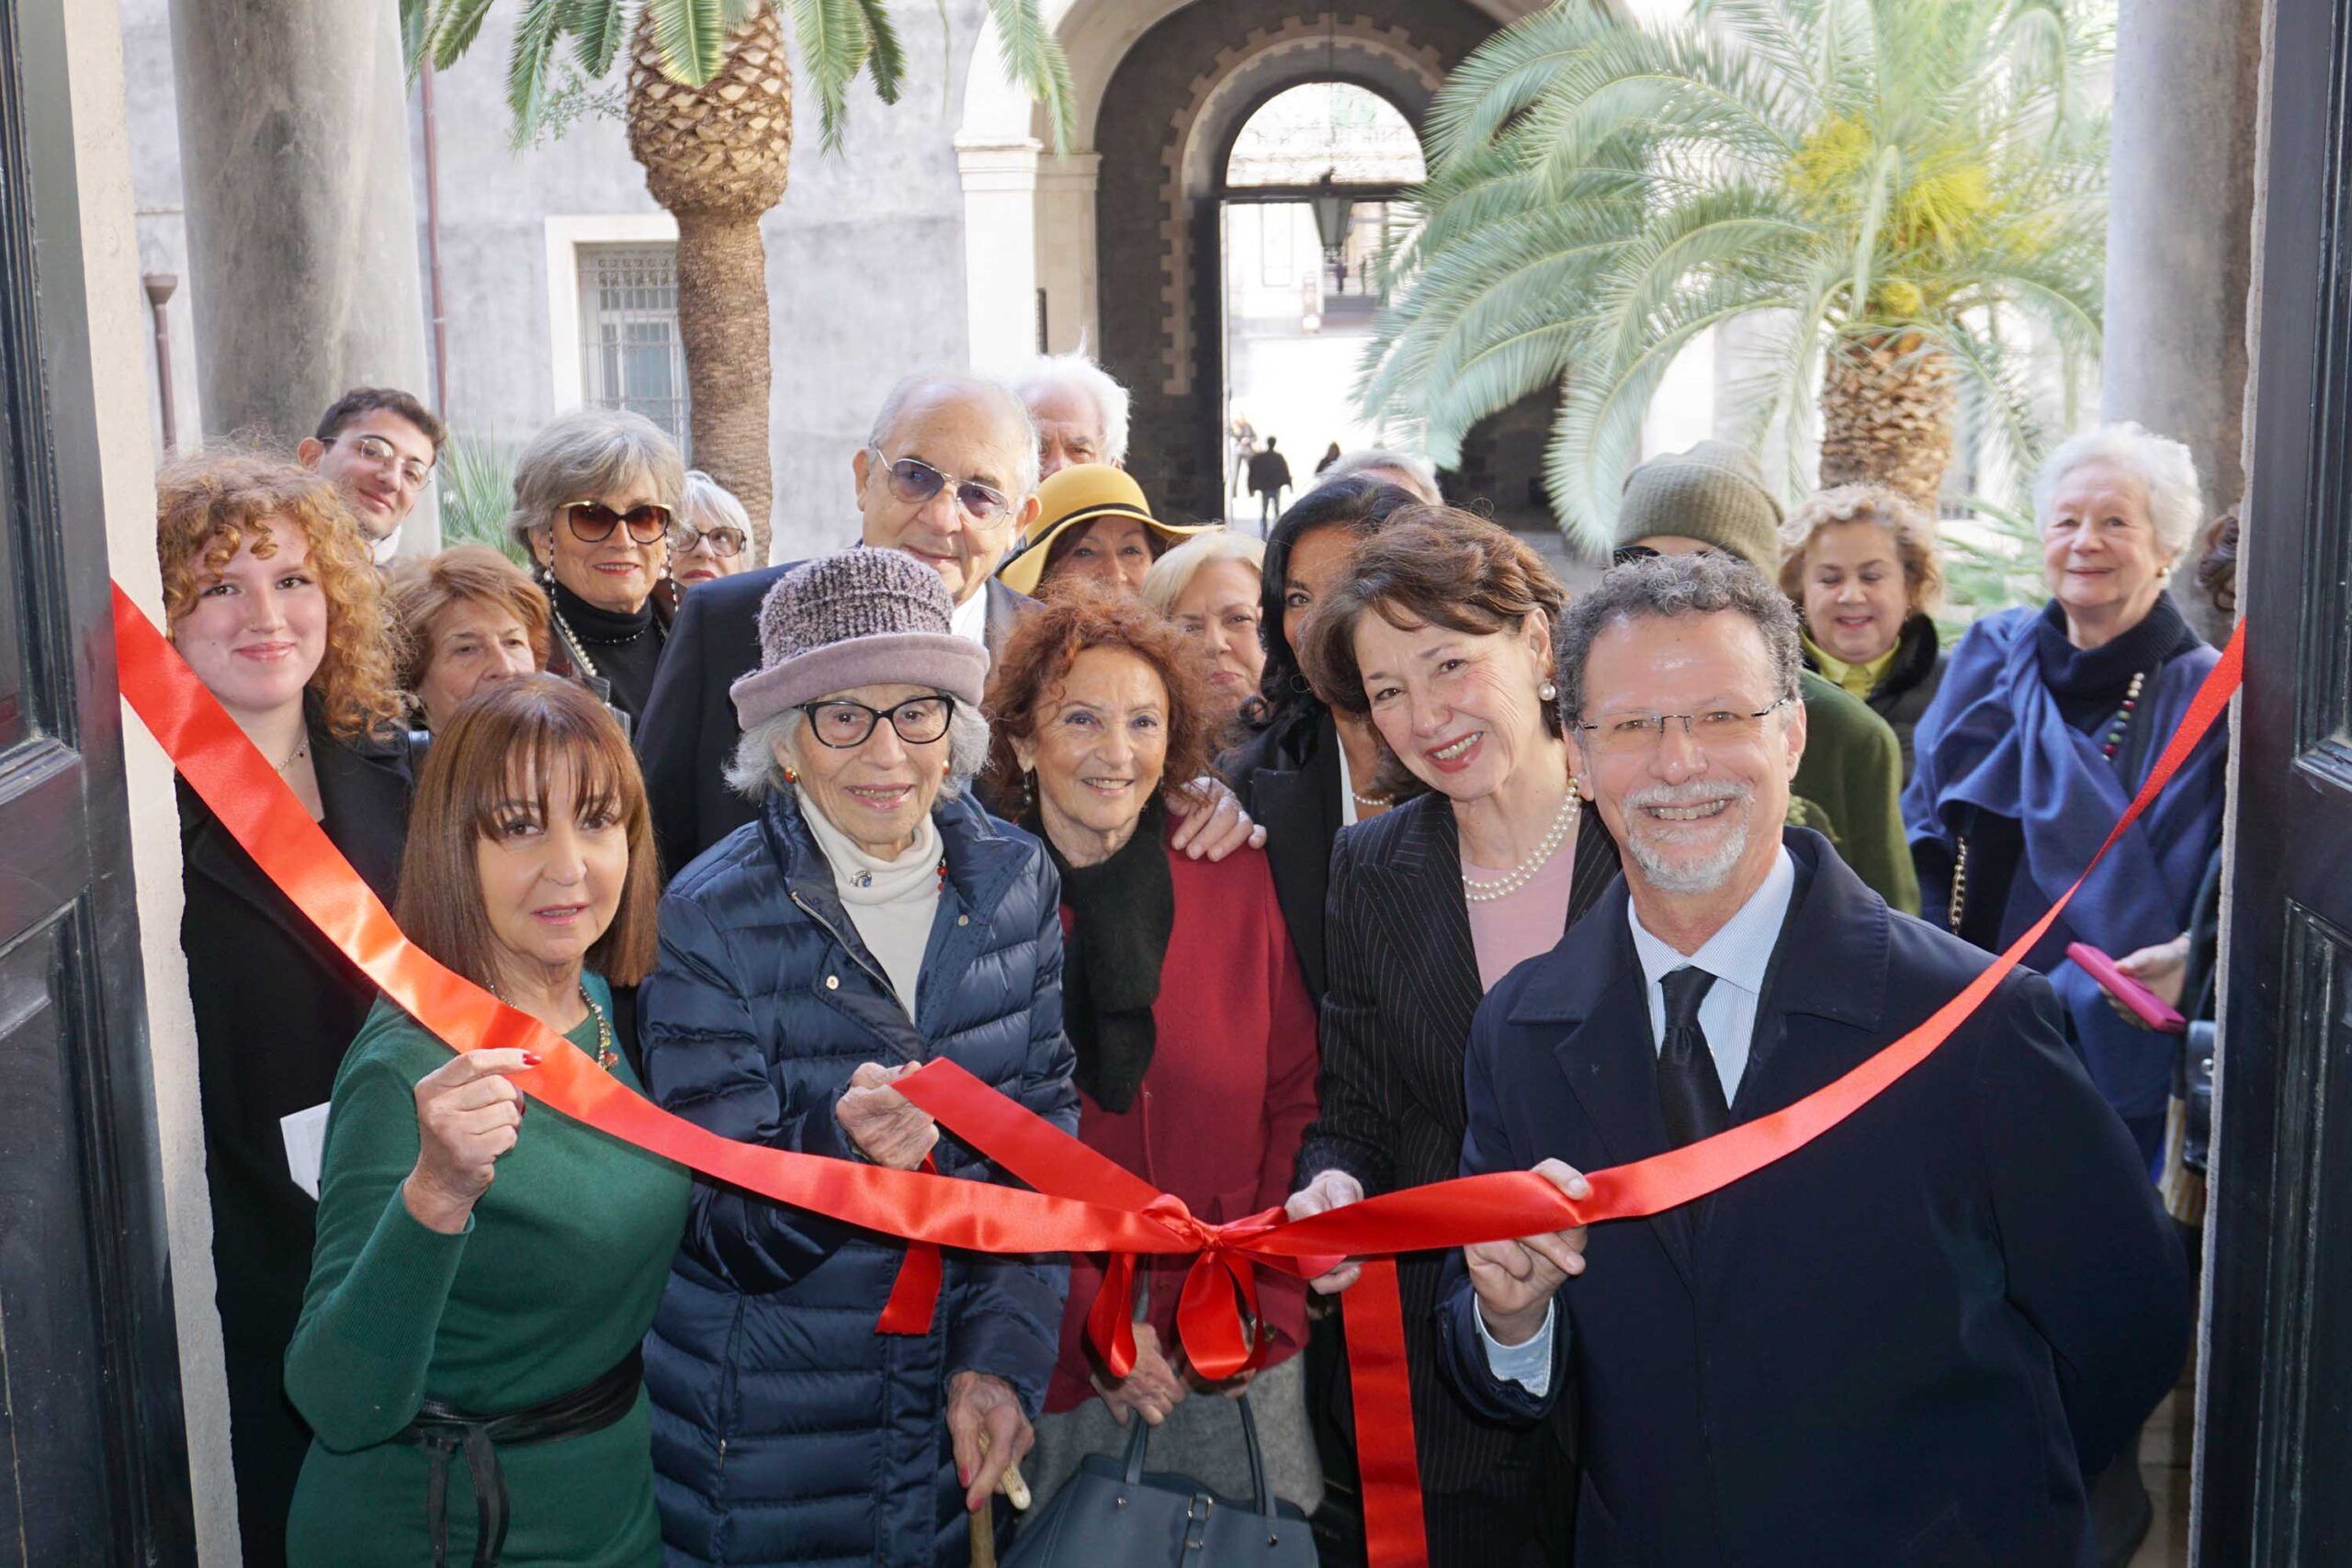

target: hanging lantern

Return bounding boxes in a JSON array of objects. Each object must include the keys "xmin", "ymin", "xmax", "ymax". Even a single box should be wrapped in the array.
[{"xmin": 1310, "ymin": 169, "xmax": 1353, "ymax": 291}]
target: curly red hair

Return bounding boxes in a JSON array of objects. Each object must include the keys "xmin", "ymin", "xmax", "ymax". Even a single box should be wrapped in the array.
[
  {"xmin": 156, "ymin": 450, "xmax": 406, "ymax": 740},
  {"xmin": 981, "ymin": 581, "xmax": 1217, "ymax": 815}
]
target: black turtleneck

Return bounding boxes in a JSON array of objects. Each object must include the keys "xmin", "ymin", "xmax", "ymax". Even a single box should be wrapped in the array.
[
  {"xmin": 551, "ymin": 579, "xmax": 665, "ymax": 722},
  {"xmin": 2033, "ymin": 591, "xmax": 2202, "ymax": 733}
]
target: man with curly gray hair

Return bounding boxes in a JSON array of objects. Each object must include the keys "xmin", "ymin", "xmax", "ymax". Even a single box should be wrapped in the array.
[{"xmin": 1437, "ymin": 551, "xmax": 2188, "ymax": 1567}]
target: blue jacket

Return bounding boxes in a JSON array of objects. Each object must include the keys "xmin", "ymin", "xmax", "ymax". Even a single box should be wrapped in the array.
[
  {"xmin": 639, "ymin": 788, "xmax": 1077, "ymax": 1567},
  {"xmin": 1436, "ymin": 831, "xmax": 2189, "ymax": 1567}
]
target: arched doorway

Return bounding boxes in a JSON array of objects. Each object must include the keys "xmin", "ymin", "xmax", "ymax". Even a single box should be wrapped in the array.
[{"xmin": 1218, "ymin": 82, "xmax": 1425, "ymax": 520}]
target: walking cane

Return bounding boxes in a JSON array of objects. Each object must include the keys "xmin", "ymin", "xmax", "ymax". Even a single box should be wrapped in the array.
[{"xmin": 966, "ymin": 1438, "xmax": 1030, "ymax": 1568}]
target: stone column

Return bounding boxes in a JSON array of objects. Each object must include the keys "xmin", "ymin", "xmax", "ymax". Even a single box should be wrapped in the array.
[
  {"xmin": 1036, "ymin": 152, "xmax": 1102, "ymax": 355},
  {"xmin": 2101, "ymin": 0, "xmax": 2264, "ymax": 572},
  {"xmin": 955, "ymin": 134, "xmax": 1043, "ymax": 373},
  {"xmin": 167, "ymin": 0, "xmax": 429, "ymax": 454}
]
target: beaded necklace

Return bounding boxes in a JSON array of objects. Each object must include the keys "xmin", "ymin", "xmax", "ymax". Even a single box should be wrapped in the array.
[{"xmin": 1461, "ymin": 788, "xmax": 1582, "ymax": 904}]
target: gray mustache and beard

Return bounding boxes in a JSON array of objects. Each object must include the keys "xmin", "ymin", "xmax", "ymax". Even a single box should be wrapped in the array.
[{"xmin": 1618, "ymin": 778, "xmax": 1756, "ymax": 893}]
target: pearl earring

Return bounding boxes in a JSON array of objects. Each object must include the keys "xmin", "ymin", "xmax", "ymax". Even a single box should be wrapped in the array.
[{"xmin": 1539, "ymin": 679, "xmax": 1559, "ymax": 703}]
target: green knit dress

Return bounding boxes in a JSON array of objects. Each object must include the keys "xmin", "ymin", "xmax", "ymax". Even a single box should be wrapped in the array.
[{"xmin": 284, "ymin": 973, "xmax": 689, "ymax": 1567}]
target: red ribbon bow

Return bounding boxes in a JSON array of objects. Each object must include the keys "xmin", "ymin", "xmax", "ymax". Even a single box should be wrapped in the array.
[{"xmin": 110, "ymin": 581, "xmax": 2241, "ymax": 1567}]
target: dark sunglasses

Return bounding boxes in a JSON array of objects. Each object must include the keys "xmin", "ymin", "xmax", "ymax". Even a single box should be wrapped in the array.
[
  {"xmin": 869, "ymin": 448, "xmax": 1014, "ymax": 527},
  {"xmin": 673, "ymin": 523, "xmax": 747, "ymax": 558},
  {"xmin": 797, "ymin": 694, "xmax": 956, "ymax": 749},
  {"xmin": 562, "ymin": 501, "xmax": 673, "ymax": 545}
]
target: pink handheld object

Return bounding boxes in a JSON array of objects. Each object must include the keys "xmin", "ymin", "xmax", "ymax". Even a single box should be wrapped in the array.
[{"xmin": 2066, "ymin": 942, "xmax": 2188, "ymax": 1034}]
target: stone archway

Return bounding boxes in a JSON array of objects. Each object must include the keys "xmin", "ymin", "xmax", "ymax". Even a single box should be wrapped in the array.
[{"xmin": 1087, "ymin": 0, "xmax": 1499, "ymax": 518}]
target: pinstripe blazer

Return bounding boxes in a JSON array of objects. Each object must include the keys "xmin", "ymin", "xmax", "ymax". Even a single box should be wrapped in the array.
[{"xmin": 1296, "ymin": 789, "xmax": 1620, "ymax": 1494}]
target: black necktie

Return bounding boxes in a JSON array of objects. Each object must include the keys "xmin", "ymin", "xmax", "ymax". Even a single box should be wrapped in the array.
[{"xmin": 1657, "ymin": 965, "xmax": 1728, "ymax": 1148}]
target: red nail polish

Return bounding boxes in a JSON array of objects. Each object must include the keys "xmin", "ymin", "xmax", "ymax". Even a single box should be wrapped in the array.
[{"xmin": 521, "ymin": 1052, "xmax": 543, "ymax": 1066}]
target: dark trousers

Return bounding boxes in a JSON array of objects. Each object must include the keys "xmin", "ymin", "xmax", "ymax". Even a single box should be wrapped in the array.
[{"xmin": 1421, "ymin": 1426, "xmax": 1574, "ymax": 1568}]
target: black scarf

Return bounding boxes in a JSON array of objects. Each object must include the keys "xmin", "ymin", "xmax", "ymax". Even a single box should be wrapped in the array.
[
  {"xmin": 2034, "ymin": 592, "xmax": 2200, "ymax": 731},
  {"xmin": 1038, "ymin": 799, "xmax": 1174, "ymax": 1113}
]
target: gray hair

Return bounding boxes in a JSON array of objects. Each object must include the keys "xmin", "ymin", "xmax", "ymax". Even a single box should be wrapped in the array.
[
  {"xmin": 725, "ymin": 698, "xmax": 992, "ymax": 804},
  {"xmin": 504, "ymin": 407, "xmax": 686, "ymax": 554},
  {"xmin": 867, "ymin": 371, "xmax": 1042, "ymax": 502},
  {"xmin": 1139, "ymin": 527, "xmax": 1264, "ymax": 616},
  {"xmin": 681, "ymin": 468, "xmax": 753, "ymax": 538},
  {"xmin": 2032, "ymin": 421, "xmax": 2203, "ymax": 558},
  {"xmin": 1009, "ymin": 353, "xmax": 1132, "ymax": 466},
  {"xmin": 1317, "ymin": 448, "xmax": 1442, "ymax": 505},
  {"xmin": 1555, "ymin": 553, "xmax": 1804, "ymax": 728}
]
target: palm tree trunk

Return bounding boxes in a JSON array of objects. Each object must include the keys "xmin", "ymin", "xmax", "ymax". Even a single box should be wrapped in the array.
[
  {"xmin": 1818, "ymin": 331, "xmax": 1956, "ymax": 512},
  {"xmin": 628, "ymin": 8, "xmax": 794, "ymax": 566},
  {"xmin": 674, "ymin": 209, "xmax": 775, "ymax": 561}
]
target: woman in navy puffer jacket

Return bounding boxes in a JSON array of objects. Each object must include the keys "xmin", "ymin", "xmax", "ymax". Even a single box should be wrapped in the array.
[{"xmin": 640, "ymin": 550, "xmax": 1077, "ymax": 1566}]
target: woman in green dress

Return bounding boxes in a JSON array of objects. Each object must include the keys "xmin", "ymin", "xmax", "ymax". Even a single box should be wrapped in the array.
[{"xmin": 285, "ymin": 673, "xmax": 686, "ymax": 1566}]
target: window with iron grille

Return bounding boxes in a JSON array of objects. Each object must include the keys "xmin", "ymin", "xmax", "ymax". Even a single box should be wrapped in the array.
[{"xmin": 578, "ymin": 243, "xmax": 690, "ymax": 457}]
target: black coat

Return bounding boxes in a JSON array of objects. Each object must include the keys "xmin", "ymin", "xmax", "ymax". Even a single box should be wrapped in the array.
[
  {"xmin": 1219, "ymin": 708, "xmax": 1345, "ymax": 1000},
  {"xmin": 1295, "ymin": 789, "xmax": 1618, "ymax": 1494},
  {"xmin": 1437, "ymin": 829, "xmax": 2190, "ymax": 1566},
  {"xmin": 176, "ymin": 711, "xmax": 418, "ymax": 1566},
  {"xmin": 637, "ymin": 563, "xmax": 1031, "ymax": 881}
]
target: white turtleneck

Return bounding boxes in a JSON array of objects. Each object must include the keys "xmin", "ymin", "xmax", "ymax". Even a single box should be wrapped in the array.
[{"xmin": 800, "ymin": 798, "xmax": 944, "ymax": 1018}]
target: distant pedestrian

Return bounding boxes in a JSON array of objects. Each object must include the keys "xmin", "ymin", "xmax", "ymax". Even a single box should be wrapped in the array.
[{"xmin": 1249, "ymin": 436, "xmax": 1294, "ymax": 527}]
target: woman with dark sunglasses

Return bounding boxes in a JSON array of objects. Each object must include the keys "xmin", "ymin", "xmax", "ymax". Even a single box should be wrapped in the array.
[{"xmin": 505, "ymin": 407, "xmax": 687, "ymax": 733}]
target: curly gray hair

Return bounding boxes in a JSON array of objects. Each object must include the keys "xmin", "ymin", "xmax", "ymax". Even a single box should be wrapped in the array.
[
  {"xmin": 1009, "ymin": 353, "xmax": 1132, "ymax": 467},
  {"xmin": 724, "ymin": 699, "xmax": 993, "ymax": 804},
  {"xmin": 1555, "ymin": 552, "xmax": 1803, "ymax": 729},
  {"xmin": 2032, "ymin": 421, "xmax": 2204, "ymax": 558}
]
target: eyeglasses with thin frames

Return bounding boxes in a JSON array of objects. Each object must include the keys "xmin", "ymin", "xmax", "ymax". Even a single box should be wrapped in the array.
[
  {"xmin": 1573, "ymin": 696, "xmax": 1793, "ymax": 757},
  {"xmin": 345, "ymin": 433, "xmax": 435, "ymax": 491},
  {"xmin": 797, "ymin": 694, "xmax": 956, "ymax": 749},
  {"xmin": 672, "ymin": 523, "xmax": 747, "ymax": 558},
  {"xmin": 868, "ymin": 447, "xmax": 1016, "ymax": 529},
  {"xmin": 561, "ymin": 501, "xmax": 674, "ymax": 546}
]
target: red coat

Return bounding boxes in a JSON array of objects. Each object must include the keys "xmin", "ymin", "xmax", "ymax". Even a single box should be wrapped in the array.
[{"xmin": 1043, "ymin": 834, "xmax": 1321, "ymax": 1413}]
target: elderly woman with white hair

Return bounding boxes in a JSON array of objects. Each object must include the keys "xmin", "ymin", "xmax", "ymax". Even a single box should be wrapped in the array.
[
  {"xmin": 669, "ymin": 468, "xmax": 754, "ymax": 589},
  {"xmin": 507, "ymin": 406, "xmax": 686, "ymax": 729},
  {"xmin": 1905, "ymin": 422, "xmax": 2229, "ymax": 1167},
  {"xmin": 1141, "ymin": 527, "xmax": 1268, "ymax": 736},
  {"xmin": 638, "ymin": 547, "xmax": 1077, "ymax": 1568}
]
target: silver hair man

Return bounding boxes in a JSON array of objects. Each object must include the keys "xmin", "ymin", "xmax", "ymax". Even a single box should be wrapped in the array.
[{"xmin": 1009, "ymin": 352, "xmax": 1131, "ymax": 477}]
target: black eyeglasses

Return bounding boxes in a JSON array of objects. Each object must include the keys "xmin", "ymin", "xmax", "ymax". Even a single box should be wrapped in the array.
[
  {"xmin": 673, "ymin": 523, "xmax": 747, "ymax": 558},
  {"xmin": 869, "ymin": 448, "xmax": 1015, "ymax": 527},
  {"xmin": 562, "ymin": 501, "xmax": 674, "ymax": 545},
  {"xmin": 798, "ymin": 694, "xmax": 956, "ymax": 749}
]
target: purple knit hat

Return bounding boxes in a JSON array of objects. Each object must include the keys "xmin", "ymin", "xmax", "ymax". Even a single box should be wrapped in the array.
[{"xmin": 729, "ymin": 548, "xmax": 991, "ymax": 731}]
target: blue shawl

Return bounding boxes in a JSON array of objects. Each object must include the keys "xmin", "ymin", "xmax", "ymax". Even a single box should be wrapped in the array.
[{"xmin": 1902, "ymin": 605, "xmax": 2227, "ymax": 1119}]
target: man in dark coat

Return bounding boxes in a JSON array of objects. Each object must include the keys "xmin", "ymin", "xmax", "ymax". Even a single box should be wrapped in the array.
[
  {"xmin": 1248, "ymin": 435, "xmax": 1294, "ymax": 525},
  {"xmin": 1436, "ymin": 554, "xmax": 2189, "ymax": 1565},
  {"xmin": 638, "ymin": 372, "xmax": 1043, "ymax": 877}
]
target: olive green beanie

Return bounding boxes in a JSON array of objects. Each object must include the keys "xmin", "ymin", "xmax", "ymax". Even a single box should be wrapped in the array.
[{"xmin": 1613, "ymin": 440, "xmax": 1784, "ymax": 575}]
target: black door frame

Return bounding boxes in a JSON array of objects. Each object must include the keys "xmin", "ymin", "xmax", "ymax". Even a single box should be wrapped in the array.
[
  {"xmin": 2198, "ymin": 0, "xmax": 2352, "ymax": 1559},
  {"xmin": 0, "ymin": 0, "xmax": 197, "ymax": 1559}
]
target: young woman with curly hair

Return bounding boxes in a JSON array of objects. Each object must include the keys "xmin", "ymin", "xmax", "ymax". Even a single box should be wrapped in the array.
[
  {"xmin": 156, "ymin": 450, "xmax": 421, "ymax": 1563},
  {"xmin": 980, "ymin": 584, "xmax": 1325, "ymax": 1527}
]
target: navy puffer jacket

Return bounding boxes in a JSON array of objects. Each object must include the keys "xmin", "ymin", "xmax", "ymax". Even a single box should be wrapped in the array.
[{"xmin": 641, "ymin": 788, "xmax": 1077, "ymax": 1567}]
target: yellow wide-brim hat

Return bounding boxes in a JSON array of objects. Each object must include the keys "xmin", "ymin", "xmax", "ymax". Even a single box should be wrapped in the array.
[{"xmin": 997, "ymin": 464, "xmax": 1213, "ymax": 596}]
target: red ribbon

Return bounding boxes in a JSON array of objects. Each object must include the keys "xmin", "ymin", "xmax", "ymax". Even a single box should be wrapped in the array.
[{"xmin": 113, "ymin": 581, "xmax": 2240, "ymax": 1568}]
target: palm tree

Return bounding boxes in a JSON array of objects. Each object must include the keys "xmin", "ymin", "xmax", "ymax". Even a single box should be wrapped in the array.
[
  {"xmin": 404, "ymin": 0, "xmax": 1073, "ymax": 562},
  {"xmin": 1358, "ymin": 0, "xmax": 2109, "ymax": 549}
]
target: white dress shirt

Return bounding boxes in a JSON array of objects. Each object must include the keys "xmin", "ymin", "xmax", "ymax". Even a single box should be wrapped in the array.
[
  {"xmin": 1480, "ymin": 845, "xmax": 1801, "ymax": 1393},
  {"xmin": 950, "ymin": 582, "xmax": 989, "ymax": 649}
]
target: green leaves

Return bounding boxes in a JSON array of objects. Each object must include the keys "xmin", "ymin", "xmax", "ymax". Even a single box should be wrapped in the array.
[
  {"xmin": 1362, "ymin": 0, "xmax": 2110, "ymax": 548},
  {"xmin": 423, "ymin": 0, "xmax": 1069, "ymax": 156}
]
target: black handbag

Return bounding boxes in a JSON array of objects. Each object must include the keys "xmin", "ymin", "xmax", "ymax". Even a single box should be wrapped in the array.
[{"xmin": 1003, "ymin": 1392, "xmax": 1317, "ymax": 1567}]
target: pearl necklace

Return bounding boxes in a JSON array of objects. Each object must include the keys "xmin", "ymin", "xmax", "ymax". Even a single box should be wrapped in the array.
[
  {"xmin": 1461, "ymin": 789, "xmax": 1582, "ymax": 904},
  {"xmin": 1351, "ymin": 788, "xmax": 1393, "ymax": 811}
]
